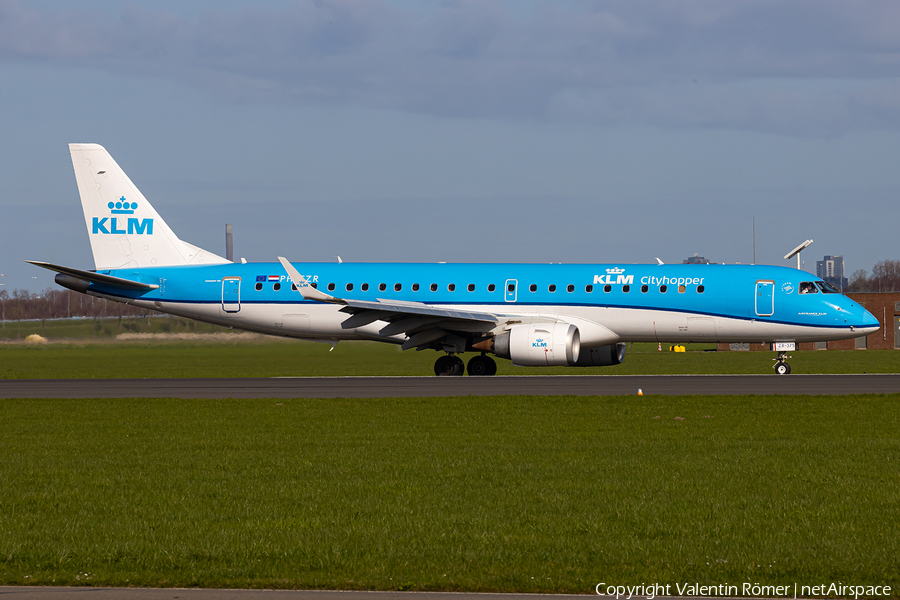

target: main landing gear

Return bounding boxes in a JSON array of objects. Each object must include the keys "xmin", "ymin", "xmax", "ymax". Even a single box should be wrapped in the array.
[
  {"xmin": 434, "ymin": 353, "xmax": 497, "ymax": 376},
  {"xmin": 773, "ymin": 351, "xmax": 792, "ymax": 375},
  {"xmin": 434, "ymin": 354, "xmax": 464, "ymax": 376}
]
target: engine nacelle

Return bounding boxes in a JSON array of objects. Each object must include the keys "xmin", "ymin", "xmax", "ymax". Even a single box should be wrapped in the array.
[
  {"xmin": 573, "ymin": 343, "xmax": 626, "ymax": 367},
  {"xmin": 494, "ymin": 323, "xmax": 580, "ymax": 366}
]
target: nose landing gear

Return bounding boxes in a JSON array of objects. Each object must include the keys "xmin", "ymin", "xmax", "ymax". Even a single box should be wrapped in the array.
[{"xmin": 773, "ymin": 351, "xmax": 792, "ymax": 375}]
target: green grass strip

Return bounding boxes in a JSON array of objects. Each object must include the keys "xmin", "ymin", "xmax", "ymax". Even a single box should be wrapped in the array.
[
  {"xmin": 1, "ymin": 340, "xmax": 898, "ymax": 378},
  {"xmin": 1, "ymin": 394, "xmax": 898, "ymax": 591}
]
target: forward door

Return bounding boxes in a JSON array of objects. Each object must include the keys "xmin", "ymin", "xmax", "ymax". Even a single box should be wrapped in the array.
[{"xmin": 755, "ymin": 280, "xmax": 774, "ymax": 317}]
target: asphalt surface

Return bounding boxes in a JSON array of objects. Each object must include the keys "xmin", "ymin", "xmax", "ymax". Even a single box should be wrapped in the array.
[{"xmin": 1, "ymin": 374, "xmax": 899, "ymax": 398}]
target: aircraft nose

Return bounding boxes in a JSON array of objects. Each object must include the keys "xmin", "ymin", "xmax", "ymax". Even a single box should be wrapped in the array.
[{"xmin": 858, "ymin": 308, "xmax": 880, "ymax": 332}]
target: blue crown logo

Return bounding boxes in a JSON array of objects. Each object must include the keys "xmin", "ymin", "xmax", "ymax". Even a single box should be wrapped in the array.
[{"xmin": 109, "ymin": 196, "xmax": 137, "ymax": 215}]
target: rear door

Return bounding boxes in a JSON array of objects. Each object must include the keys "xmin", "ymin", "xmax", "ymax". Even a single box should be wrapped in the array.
[{"xmin": 222, "ymin": 277, "xmax": 241, "ymax": 313}]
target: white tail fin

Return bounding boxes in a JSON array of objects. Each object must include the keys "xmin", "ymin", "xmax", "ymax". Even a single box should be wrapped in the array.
[{"xmin": 69, "ymin": 143, "xmax": 229, "ymax": 269}]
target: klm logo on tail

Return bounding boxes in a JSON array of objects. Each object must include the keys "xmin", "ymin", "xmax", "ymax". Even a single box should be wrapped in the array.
[{"xmin": 92, "ymin": 197, "xmax": 153, "ymax": 235}]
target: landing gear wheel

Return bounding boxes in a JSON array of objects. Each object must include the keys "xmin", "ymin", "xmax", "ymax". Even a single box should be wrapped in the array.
[
  {"xmin": 774, "ymin": 361, "xmax": 791, "ymax": 375},
  {"xmin": 772, "ymin": 350, "xmax": 792, "ymax": 375},
  {"xmin": 467, "ymin": 354, "xmax": 497, "ymax": 376},
  {"xmin": 434, "ymin": 354, "xmax": 465, "ymax": 376}
]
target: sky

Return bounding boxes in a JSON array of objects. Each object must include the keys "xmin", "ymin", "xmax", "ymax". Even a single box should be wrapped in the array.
[{"xmin": 2, "ymin": 0, "xmax": 899, "ymax": 292}]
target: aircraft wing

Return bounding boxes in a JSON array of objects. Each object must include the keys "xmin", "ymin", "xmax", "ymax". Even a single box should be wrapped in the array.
[{"xmin": 278, "ymin": 257, "xmax": 499, "ymax": 349}]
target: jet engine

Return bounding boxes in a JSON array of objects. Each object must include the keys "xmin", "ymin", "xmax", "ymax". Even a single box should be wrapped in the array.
[
  {"xmin": 493, "ymin": 323, "xmax": 580, "ymax": 366},
  {"xmin": 573, "ymin": 343, "xmax": 626, "ymax": 367}
]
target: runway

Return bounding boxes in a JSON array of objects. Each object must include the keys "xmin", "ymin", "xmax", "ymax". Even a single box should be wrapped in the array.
[{"xmin": 1, "ymin": 374, "xmax": 899, "ymax": 398}]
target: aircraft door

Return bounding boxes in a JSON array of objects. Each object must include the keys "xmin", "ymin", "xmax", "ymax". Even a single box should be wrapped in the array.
[
  {"xmin": 755, "ymin": 280, "xmax": 774, "ymax": 316},
  {"xmin": 222, "ymin": 277, "xmax": 241, "ymax": 313},
  {"xmin": 895, "ymin": 316, "xmax": 900, "ymax": 349},
  {"xmin": 505, "ymin": 279, "xmax": 517, "ymax": 302}
]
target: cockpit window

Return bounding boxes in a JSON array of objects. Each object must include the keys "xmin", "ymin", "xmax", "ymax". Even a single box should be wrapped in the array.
[
  {"xmin": 799, "ymin": 282, "xmax": 818, "ymax": 294},
  {"xmin": 816, "ymin": 281, "xmax": 841, "ymax": 294}
]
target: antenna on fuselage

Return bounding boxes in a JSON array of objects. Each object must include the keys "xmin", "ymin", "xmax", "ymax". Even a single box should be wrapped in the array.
[{"xmin": 784, "ymin": 239, "xmax": 813, "ymax": 271}]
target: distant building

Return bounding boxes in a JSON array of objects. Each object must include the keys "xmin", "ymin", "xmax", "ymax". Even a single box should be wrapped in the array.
[
  {"xmin": 682, "ymin": 253, "xmax": 712, "ymax": 264},
  {"xmin": 816, "ymin": 255, "xmax": 848, "ymax": 290}
]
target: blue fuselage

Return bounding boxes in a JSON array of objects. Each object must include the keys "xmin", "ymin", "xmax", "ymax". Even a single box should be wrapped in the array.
[{"xmin": 85, "ymin": 262, "xmax": 878, "ymax": 345}]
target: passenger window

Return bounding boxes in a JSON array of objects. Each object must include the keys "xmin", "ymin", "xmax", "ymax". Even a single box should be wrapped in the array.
[
  {"xmin": 678, "ymin": 285, "xmax": 685, "ymax": 293},
  {"xmin": 394, "ymin": 283, "xmax": 402, "ymax": 291},
  {"xmin": 291, "ymin": 283, "xmax": 297, "ymax": 291},
  {"xmin": 799, "ymin": 282, "xmax": 818, "ymax": 294},
  {"xmin": 327, "ymin": 283, "xmax": 336, "ymax": 292},
  {"xmin": 640, "ymin": 285, "xmax": 648, "ymax": 293},
  {"xmin": 379, "ymin": 283, "xmax": 387, "ymax": 292},
  {"xmin": 448, "ymin": 283, "xmax": 456, "ymax": 292},
  {"xmin": 549, "ymin": 284, "xmax": 557, "ymax": 292},
  {"xmin": 467, "ymin": 284, "xmax": 475, "ymax": 292},
  {"xmin": 660, "ymin": 285, "xmax": 667, "ymax": 293},
  {"xmin": 310, "ymin": 283, "xmax": 317, "ymax": 289},
  {"xmin": 412, "ymin": 283, "xmax": 420, "ymax": 291},
  {"xmin": 430, "ymin": 283, "xmax": 438, "ymax": 292},
  {"xmin": 346, "ymin": 283, "xmax": 353, "ymax": 291},
  {"xmin": 567, "ymin": 284, "xmax": 574, "ymax": 293},
  {"xmin": 585, "ymin": 284, "xmax": 593, "ymax": 293},
  {"xmin": 274, "ymin": 283, "xmax": 281, "ymax": 291},
  {"xmin": 255, "ymin": 282, "xmax": 263, "ymax": 291},
  {"xmin": 622, "ymin": 285, "xmax": 630, "ymax": 293},
  {"xmin": 604, "ymin": 284, "xmax": 611, "ymax": 293},
  {"xmin": 361, "ymin": 283, "xmax": 369, "ymax": 291},
  {"xmin": 488, "ymin": 284, "xmax": 496, "ymax": 292},
  {"xmin": 529, "ymin": 284, "xmax": 537, "ymax": 292},
  {"xmin": 697, "ymin": 285, "xmax": 704, "ymax": 294}
]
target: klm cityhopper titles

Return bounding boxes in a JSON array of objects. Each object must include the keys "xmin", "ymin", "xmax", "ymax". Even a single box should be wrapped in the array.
[{"xmin": 29, "ymin": 144, "xmax": 880, "ymax": 376}]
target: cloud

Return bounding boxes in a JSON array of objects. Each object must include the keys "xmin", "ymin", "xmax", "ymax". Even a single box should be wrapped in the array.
[{"xmin": 1, "ymin": 0, "xmax": 899, "ymax": 134}]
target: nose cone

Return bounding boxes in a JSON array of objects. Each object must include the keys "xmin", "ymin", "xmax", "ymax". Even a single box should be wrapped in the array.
[{"xmin": 855, "ymin": 307, "xmax": 880, "ymax": 335}]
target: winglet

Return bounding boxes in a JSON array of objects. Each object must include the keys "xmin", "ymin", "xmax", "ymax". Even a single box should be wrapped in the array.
[
  {"xmin": 277, "ymin": 256, "xmax": 342, "ymax": 303},
  {"xmin": 655, "ymin": 257, "xmax": 664, "ymax": 265}
]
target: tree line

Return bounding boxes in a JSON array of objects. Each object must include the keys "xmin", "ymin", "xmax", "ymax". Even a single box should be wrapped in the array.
[
  {"xmin": 847, "ymin": 259, "xmax": 900, "ymax": 292},
  {"xmin": 0, "ymin": 288, "xmax": 155, "ymax": 321}
]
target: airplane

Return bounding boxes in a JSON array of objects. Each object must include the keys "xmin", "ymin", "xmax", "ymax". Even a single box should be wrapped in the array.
[{"xmin": 28, "ymin": 144, "xmax": 880, "ymax": 376}]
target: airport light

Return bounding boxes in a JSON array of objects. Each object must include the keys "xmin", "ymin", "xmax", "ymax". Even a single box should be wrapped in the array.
[{"xmin": 784, "ymin": 239, "xmax": 813, "ymax": 270}]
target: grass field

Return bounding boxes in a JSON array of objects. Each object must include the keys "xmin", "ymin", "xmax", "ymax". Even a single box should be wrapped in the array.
[
  {"xmin": 1, "ymin": 336, "xmax": 898, "ymax": 378},
  {"xmin": 1, "ymin": 314, "xmax": 897, "ymax": 378},
  {"xmin": 0, "ymin": 315, "xmax": 230, "ymax": 341},
  {"xmin": 0, "ymin": 394, "xmax": 897, "ymax": 591}
]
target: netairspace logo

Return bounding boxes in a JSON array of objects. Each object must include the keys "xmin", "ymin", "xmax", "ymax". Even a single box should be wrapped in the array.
[
  {"xmin": 92, "ymin": 196, "xmax": 153, "ymax": 235},
  {"xmin": 594, "ymin": 581, "xmax": 892, "ymax": 599}
]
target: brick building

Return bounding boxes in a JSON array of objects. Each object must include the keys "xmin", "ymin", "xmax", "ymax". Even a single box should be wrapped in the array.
[{"xmin": 717, "ymin": 292, "xmax": 900, "ymax": 351}]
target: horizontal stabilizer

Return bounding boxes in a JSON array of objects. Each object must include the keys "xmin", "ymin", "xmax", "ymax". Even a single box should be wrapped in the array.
[{"xmin": 25, "ymin": 261, "xmax": 159, "ymax": 290}]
